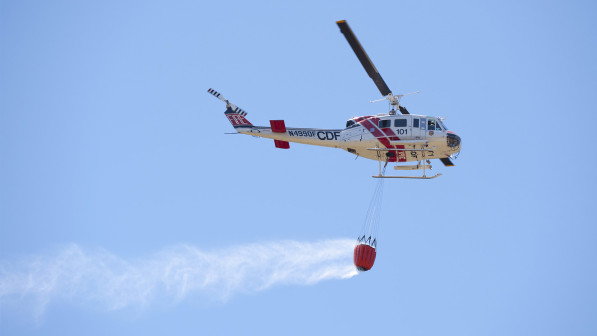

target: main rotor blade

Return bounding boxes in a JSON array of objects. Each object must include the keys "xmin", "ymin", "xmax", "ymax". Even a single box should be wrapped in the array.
[{"xmin": 336, "ymin": 20, "xmax": 392, "ymax": 97}]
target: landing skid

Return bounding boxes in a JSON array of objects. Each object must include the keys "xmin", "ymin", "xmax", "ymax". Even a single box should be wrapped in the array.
[
  {"xmin": 373, "ymin": 155, "xmax": 441, "ymax": 179},
  {"xmin": 372, "ymin": 173, "xmax": 442, "ymax": 179}
]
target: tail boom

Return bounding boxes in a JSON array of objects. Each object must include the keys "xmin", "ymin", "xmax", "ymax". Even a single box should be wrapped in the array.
[
  {"xmin": 209, "ymin": 88, "xmax": 340, "ymax": 149},
  {"xmin": 237, "ymin": 125, "xmax": 342, "ymax": 149}
]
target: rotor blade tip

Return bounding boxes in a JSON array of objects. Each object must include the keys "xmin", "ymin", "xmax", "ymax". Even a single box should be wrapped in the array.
[{"xmin": 336, "ymin": 20, "xmax": 346, "ymax": 23}]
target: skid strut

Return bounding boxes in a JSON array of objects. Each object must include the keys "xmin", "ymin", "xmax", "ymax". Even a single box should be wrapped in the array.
[{"xmin": 370, "ymin": 146, "xmax": 442, "ymax": 179}]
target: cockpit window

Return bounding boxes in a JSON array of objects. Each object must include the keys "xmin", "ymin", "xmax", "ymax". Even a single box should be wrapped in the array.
[
  {"xmin": 427, "ymin": 119, "xmax": 436, "ymax": 131},
  {"xmin": 378, "ymin": 120, "xmax": 391, "ymax": 128},
  {"xmin": 346, "ymin": 120, "xmax": 356, "ymax": 128},
  {"xmin": 394, "ymin": 119, "xmax": 407, "ymax": 127},
  {"xmin": 436, "ymin": 122, "xmax": 442, "ymax": 131}
]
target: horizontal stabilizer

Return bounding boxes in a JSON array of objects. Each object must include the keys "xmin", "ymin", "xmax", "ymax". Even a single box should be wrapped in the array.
[
  {"xmin": 274, "ymin": 140, "xmax": 290, "ymax": 149},
  {"xmin": 270, "ymin": 120, "xmax": 287, "ymax": 133}
]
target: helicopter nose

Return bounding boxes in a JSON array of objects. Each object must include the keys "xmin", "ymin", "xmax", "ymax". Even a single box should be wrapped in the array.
[{"xmin": 447, "ymin": 132, "xmax": 461, "ymax": 149}]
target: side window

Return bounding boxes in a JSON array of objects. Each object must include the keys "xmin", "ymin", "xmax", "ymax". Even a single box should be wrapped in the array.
[
  {"xmin": 378, "ymin": 120, "xmax": 391, "ymax": 128},
  {"xmin": 420, "ymin": 118, "xmax": 426, "ymax": 130},
  {"xmin": 427, "ymin": 119, "xmax": 436, "ymax": 131},
  {"xmin": 394, "ymin": 119, "xmax": 407, "ymax": 127},
  {"xmin": 413, "ymin": 118, "xmax": 419, "ymax": 128},
  {"xmin": 436, "ymin": 122, "xmax": 442, "ymax": 131}
]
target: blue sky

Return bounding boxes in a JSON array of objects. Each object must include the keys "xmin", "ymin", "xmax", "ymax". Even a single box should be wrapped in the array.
[{"xmin": 1, "ymin": 0, "xmax": 597, "ymax": 335}]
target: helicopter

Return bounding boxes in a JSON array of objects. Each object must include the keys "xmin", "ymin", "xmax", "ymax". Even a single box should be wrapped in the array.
[{"xmin": 208, "ymin": 20, "xmax": 461, "ymax": 179}]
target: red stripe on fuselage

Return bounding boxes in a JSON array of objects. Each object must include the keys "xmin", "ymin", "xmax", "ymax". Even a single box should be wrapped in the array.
[
  {"xmin": 357, "ymin": 117, "xmax": 406, "ymax": 162},
  {"xmin": 381, "ymin": 128, "xmax": 399, "ymax": 141}
]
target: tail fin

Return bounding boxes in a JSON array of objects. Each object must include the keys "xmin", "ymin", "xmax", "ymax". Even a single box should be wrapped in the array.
[
  {"xmin": 224, "ymin": 107, "xmax": 253, "ymax": 128},
  {"xmin": 207, "ymin": 88, "xmax": 253, "ymax": 128}
]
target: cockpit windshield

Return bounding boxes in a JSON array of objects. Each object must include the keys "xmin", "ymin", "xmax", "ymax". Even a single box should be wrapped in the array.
[
  {"xmin": 427, "ymin": 118, "xmax": 448, "ymax": 131},
  {"xmin": 439, "ymin": 120, "xmax": 448, "ymax": 130},
  {"xmin": 346, "ymin": 120, "xmax": 355, "ymax": 128}
]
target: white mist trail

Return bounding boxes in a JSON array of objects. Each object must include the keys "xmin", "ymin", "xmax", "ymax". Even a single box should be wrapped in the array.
[{"xmin": 0, "ymin": 239, "xmax": 358, "ymax": 315}]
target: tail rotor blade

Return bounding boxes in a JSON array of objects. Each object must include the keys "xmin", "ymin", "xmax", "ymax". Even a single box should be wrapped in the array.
[{"xmin": 336, "ymin": 20, "xmax": 392, "ymax": 97}]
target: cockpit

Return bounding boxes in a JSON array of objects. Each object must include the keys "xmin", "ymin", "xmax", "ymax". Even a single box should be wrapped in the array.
[
  {"xmin": 427, "ymin": 118, "xmax": 448, "ymax": 131},
  {"xmin": 346, "ymin": 116, "xmax": 455, "ymax": 136}
]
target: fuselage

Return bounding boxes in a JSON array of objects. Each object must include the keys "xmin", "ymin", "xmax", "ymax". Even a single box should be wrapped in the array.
[{"xmin": 237, "ymin": 113, "xmax": 461, "ymax": 162}]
